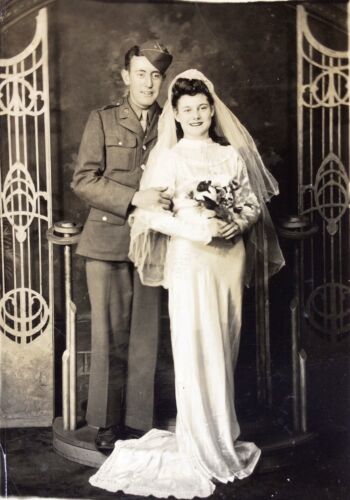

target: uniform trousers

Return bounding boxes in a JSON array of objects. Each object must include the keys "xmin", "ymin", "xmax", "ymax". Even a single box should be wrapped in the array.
[{"xmin": 85, "ymin": 259, "xmax": 161, "ymax": 431}]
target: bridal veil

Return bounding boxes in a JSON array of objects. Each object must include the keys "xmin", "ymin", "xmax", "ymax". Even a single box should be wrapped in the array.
[{"xmin": 129, "ymin": 69, "xmax": 285, "ymax": 286}]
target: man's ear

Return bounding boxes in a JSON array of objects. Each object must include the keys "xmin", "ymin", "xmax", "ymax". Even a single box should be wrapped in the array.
[{"xmin": 121, "ymin": 69, "xmax": 130, "ymax": 86}]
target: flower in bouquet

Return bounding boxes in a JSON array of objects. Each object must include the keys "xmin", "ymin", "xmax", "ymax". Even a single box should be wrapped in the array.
[{"xmin": 189, "ymin": 180, "xmax": 243, "ymax": 223}]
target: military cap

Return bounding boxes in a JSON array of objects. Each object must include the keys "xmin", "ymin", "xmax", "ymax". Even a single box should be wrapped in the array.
[{"xmin": 139, "ymin": 40, "xmax": 172, "ymax": 74}]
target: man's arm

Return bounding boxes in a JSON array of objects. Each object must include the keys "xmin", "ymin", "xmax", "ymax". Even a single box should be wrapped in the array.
[
  {"xmin": 71, "ymin": 110, "xmax": 172, "ymax": 218},
  {"xmin": 71, "ymin": 110, "xmax": 137, "ymax": 220}
]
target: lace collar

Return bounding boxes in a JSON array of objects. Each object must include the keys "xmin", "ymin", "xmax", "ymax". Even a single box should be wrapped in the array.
[
  {"xmin": 172, "ymin": 137, "xmax": 234, "ymax": 167},
  {"xmin": 177, "ymin": 137, "xmax": 214, "ymax": 148}
]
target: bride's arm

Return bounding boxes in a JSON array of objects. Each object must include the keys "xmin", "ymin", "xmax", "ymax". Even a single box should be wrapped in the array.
[
  {"xmin": 134, "ymin": 208, "xmax": 215, "ymax": 244},
  {"xmin": 231, "ymin": 155, "xmax": 261, "ymax": 233},
  {"xmin": 131, "ymin": 150, "xmax": 216, "ymax": 244}
]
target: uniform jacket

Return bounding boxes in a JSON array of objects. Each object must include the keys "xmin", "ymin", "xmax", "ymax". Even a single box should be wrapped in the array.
[{"xmin": 72, "ymin": 97, "xmax": 161, "ymax": 261}]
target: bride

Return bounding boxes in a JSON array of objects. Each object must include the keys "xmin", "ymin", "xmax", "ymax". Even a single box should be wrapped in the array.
[{"xmin": 89, "ymin": 69, "xmax": 284, "ymax": 499}]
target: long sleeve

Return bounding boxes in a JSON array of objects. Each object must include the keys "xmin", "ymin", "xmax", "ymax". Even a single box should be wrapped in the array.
[
  {"xmin": 232, "ymin": 156, "xmax": 261, "ymax": 233},
  {"xmin": 132, "ymin": 149, "xmax": 213, "ymax": 244},
  {"xmin": 71, "ymin": 110, "xmax": 136, "ymax": 220},
  {"xmin": 135, "ymin": 208, "xmax": 212, "ymax": 244},
  {"xmin": 129, "ymin": 149, "xmax": 215, "ymax": 286}
]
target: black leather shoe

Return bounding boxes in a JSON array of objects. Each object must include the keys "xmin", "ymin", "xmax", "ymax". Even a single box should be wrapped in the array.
[
  {"xmin": 95, "ymin": 425, "xmax": 124, "ymax": 453},
  {"xmin": 123, "ymin": 425, "xmax": 146, "ymax": 439}
]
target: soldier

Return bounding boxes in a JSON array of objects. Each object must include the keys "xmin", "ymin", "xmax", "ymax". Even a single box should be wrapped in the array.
[{"xmin": 71, "ymin": 41, "xmax": 173, "ymax": 453}]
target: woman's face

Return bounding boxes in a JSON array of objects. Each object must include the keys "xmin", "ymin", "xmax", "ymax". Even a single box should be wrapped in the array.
[{"xmin": 174, "ymin": 93, "xmax": 214, "ymax": 140}]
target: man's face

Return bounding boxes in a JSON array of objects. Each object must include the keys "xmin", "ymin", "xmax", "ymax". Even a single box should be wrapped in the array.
[{"xmin": 121, "ymin": 56, "xmax": 163, "ymax": 109}]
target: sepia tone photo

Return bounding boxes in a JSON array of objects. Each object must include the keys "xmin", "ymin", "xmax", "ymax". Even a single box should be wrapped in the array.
[{"xmin": 0, "ymin": 0, "xmax": 349, "ymax": 498}]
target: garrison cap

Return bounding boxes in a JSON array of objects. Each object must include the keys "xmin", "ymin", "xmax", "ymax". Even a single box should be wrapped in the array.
[{"xmin": 139, "ymin": 40, "xmax": 172, "ymax": 74}]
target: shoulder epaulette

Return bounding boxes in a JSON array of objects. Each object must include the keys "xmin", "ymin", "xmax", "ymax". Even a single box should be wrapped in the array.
[{"xmin": 100, "ymin": 101, "xmax": 122, "ymax": 111}]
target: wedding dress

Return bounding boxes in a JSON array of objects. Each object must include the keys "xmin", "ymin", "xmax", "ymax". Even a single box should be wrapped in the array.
[{"xmin": 89, "ymin": 138, "xmax": 262, "ymax": 498}]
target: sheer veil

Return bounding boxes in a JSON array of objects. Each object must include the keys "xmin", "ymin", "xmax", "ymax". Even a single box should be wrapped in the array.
[{"xmin": 129, "ymin": 69, "xmax": 285, "ymax": 286}]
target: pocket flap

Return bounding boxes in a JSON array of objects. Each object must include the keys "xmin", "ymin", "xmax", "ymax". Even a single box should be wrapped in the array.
[
  {"xmin": 88, "ymin": 207, "xmax": 125, "ymax": 226},
  {"xmin": 105, "ymin": 134, "xmax": 136, "ymax": 148}
]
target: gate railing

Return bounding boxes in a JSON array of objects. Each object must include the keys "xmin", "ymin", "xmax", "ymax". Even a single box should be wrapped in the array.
[
  {"xmin": 0, "ymin": 7, "xmax": 54, "ymax": 426},
  {"xmin": 297, "ymin": 5, "xmax": 350, "ymax": 345}
]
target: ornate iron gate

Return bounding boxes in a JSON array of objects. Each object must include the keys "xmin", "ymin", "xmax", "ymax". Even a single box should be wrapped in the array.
[
  {"xmin": 297, "ymin": 6, "xmax": 350, "ymax": 345},
  {"xmin": 0, "ymin": 8, "xmax": 54, "ymax": 426}
]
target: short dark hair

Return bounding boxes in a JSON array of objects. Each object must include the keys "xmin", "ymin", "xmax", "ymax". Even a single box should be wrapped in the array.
[
  {"xmin": 171, "ymin": 78, "xmax": 214, "ymax": 109},
  {"xmin": 171, "ymin": 78, "xmax": 228, "ymax": 145},
  {"xmin": 124, "ymin": 45, "xmax": 141, "ymax": 70}
]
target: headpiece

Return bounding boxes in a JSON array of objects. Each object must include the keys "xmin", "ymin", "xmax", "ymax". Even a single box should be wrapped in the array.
[{"xmin": 139, "ymin": 40, "xmax": 173, "ymax": 74}]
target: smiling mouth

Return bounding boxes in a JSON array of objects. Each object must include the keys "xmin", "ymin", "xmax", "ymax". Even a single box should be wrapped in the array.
[
  {"xmin": 142, "ymin": 91, "xmax": 154, "ymax": 96},
  {"xmin": 190, "ymin": 122, "xmax": 203, "ymax": 127}
]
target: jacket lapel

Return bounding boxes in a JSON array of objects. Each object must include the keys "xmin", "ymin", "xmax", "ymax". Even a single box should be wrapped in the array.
[
  {"xmin": 117, "ymin": 98, "xmax": 161, "ymax": 143},
  {"xmin": 144, "ymin": 102, "xmax": 161, "ymax": 145},
  {"xmin": 118, "ymin": 98, "xmax": 143, "ymax": 136}
]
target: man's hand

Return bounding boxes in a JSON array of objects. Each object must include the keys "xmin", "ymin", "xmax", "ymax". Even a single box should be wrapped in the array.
[{"xmin": 132, "ymin": 187, "xmax": 172, "ymax": 210}]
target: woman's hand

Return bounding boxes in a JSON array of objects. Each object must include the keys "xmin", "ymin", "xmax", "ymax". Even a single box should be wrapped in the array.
[
  {"xmin": 206, "ymin": 219, "xmax": 239, "ymax": 239},
  {"xmin": 217, "ymin": 220, "xmax": 241, "ymax": 240}
]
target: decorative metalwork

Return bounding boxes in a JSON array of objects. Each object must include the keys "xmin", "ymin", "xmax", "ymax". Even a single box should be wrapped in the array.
[
  {"xmin": 0, "ymin": 8, "xmax": 53, "ymax": 344},
  {"xmin": 0, "ymin": 287, "xmax": 50, "ymax": 341},
  {"xmin": 0, "ymin": 75, "xmax": 45, "ymax": 116},
  {"xmin": 305, "ymin": 283, "xmax": 350, "ymax": 342},
  {"xmin": 297, "ymin": 6, "xmax": 350, "ymax": 344},
  {"xmin": 313, "ymin": 153, "xmax": 349, "ymax": 236},
  {"xmin": 302, "ymin": 65, "xmax": 350, "ymax": 109},
  {"xmin": 1, "ymin": 161, "xmax": 47, "ymax": 243},
  {"xmin": 299, "ymin": 11, "xmax": 349, "ymax": 109}
]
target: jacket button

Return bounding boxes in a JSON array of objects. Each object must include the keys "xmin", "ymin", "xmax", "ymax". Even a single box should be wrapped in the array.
[
  {"xmin": 142, "ymin": 145, "xmax": 147, "ymax": 150},
  {"xmin": 118, "ymin": 141, "xmax": 123, "ymax": 145},
  {"xmin": 140, "ymin": 164, "xmax": 145, "ymax": 170},
  {"xmin": 102, "ymin": 216, "xmax": 107, "ymax": 221}
]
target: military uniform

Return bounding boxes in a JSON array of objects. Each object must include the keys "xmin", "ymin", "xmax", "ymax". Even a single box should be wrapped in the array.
[{"xmin": 72, "ymin": 97, "xmax": 162, "ymax": 431}]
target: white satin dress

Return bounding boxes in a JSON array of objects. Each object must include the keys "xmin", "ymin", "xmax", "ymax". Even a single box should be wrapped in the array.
[{"xmin": 90, "ymin": 138, "xmax": 262, "ymax": 498}]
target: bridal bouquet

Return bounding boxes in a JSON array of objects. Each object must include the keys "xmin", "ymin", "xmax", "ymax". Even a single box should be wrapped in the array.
[{"xmin": 188, "ymin": 180, "xmax": 243, "ymax": 224}]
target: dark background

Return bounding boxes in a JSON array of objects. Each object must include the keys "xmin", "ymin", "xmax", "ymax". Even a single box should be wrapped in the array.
[{"xmin": 1, "ymin": 0, "xmax": 349, "ymax": 432}]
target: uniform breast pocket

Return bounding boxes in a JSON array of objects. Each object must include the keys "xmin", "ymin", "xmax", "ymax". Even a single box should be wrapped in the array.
[
  {"xmin": 88, "ymin": 207, "xmax": 125, "ymax": 226},
  {"xmin": 105, "ymin": 134, "xmax": 137, "ymax": 171}
]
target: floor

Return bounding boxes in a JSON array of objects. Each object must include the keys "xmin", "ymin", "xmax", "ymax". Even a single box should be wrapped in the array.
[
  {"xmin": 1, "ymin": 425, "xmax": 349, "ymax": 500},
  {"xmin": 2, "ymin": 300, "xmax": 350, "ymax": 499}
]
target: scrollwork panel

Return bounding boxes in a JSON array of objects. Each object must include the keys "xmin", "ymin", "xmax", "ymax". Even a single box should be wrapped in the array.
[
  {"xmin": 298, "ymin": 6, "xmax": 350, "ymax": 344},
  {"xmin": 0, "ymin": 7, "xmax": 54, "ymax": 427}
]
